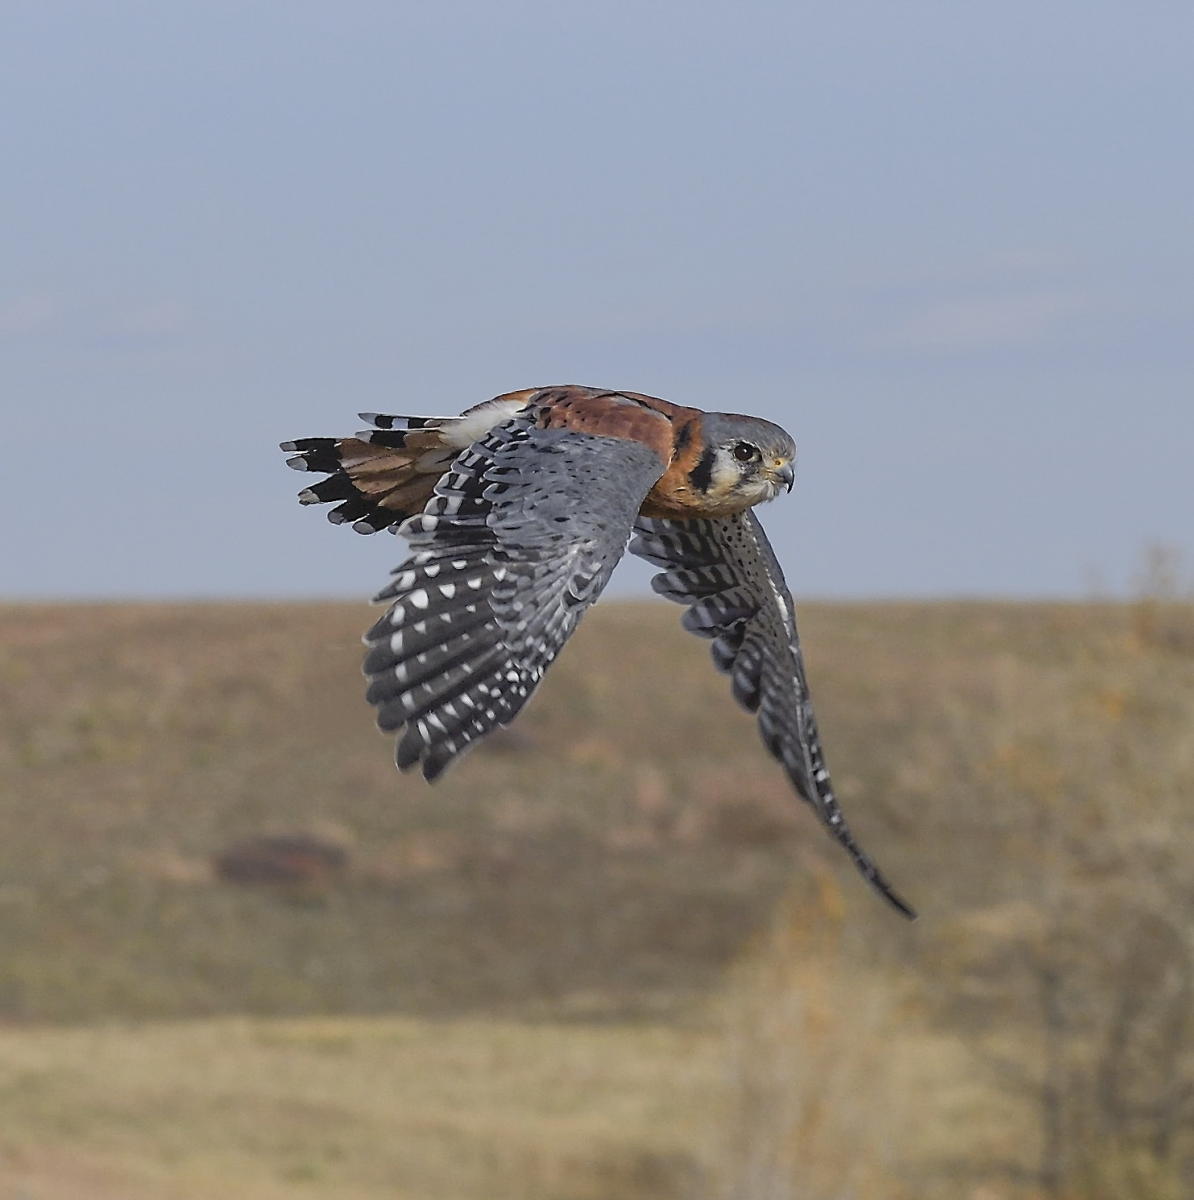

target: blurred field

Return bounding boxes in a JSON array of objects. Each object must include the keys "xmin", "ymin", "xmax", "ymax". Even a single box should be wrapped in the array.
[{"xmin": 1, "ymin": 597, "xmax": 1191, "ymax": 1198}]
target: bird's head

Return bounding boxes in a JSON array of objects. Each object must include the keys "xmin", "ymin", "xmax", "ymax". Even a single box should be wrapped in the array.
[{"xmin": 693, "ymin": 414, "xmax": 797, "ymax": 511}]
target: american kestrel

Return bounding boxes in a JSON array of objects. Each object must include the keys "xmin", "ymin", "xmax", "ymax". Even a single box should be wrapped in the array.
[{"xmin": 282, "ymin": 385, "xmax": 914, "ymax": 917}]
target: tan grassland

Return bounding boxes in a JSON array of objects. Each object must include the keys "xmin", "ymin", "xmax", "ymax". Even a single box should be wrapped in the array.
[{"xmin": 0, "ymin": 596, "xmax": 1190, "ymax": 1198}]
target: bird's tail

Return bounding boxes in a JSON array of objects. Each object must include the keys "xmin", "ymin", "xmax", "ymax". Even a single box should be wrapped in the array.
[{"xmin": 281, "ymin": 414, "xmax": 461, "ymax": 533}]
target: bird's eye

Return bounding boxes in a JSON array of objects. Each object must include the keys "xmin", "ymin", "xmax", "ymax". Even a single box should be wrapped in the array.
[{"xmin": 732, "ymin": 442, "xmax": 760, "ymax": 463}]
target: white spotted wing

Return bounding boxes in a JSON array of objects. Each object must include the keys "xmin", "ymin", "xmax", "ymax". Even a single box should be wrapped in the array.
[
  {"xmin": 630, "ymin": 511, "xmax": 915, "ymax": 918},
  {"xmin": 364, "ymin": 412, "xmax": 665, "ymax": 779}
]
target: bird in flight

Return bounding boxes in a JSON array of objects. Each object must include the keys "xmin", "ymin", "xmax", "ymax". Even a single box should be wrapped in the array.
[{"xmin": 282, "ymin": 385, "xmax": 914, "ymax": 917}]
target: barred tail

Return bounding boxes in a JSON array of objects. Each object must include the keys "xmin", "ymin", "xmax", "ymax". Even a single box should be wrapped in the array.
[{"xmin": 280, "ymin": 414, "xmax": 460, "ymax": 533}]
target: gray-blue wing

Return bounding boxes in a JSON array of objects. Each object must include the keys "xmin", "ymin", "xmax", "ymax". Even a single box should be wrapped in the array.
[
  {"xmin": 630, "ymin": 511, "xmax": 916, "ymax": 918},
  {"xmin": 364, "ymin": 414, "xmax": 665, "ymax": 780}
]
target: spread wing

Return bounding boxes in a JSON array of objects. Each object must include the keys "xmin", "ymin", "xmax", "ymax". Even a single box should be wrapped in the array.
[
  {"xmin": 630, "ymin": 512, "xmax": 916, "ymax": 918},
  {"xmin": 365, "ymin": 412, "xmax": 666, "ymax": 780}
]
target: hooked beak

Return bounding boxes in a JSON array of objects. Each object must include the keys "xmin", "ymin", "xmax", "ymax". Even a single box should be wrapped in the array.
[{"xmin": 776, "ymin": 461, "xmax": 795, "ymax": 493}]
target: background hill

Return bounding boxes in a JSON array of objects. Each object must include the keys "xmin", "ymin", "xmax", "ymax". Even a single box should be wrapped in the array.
[{"xmin": 1, "ymin": 598, "xmax": 1191, "ymax": 1198}]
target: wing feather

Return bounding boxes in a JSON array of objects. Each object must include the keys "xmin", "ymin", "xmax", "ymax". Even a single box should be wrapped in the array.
[
  {"xmin": 630, "ymin": 511, "xmax": 916, "ymax": 919},
  {"xmin": 365, "ymin": 412, "xmax": 665, "ymax": 779}
]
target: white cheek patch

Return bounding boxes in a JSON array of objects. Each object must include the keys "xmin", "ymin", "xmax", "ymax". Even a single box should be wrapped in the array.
[{"xmin": 709, "ymin": 450, "xmax": 741, "ymax": 494}]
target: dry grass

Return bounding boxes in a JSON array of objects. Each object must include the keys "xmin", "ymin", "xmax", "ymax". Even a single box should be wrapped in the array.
[
  {"xmin": 1, "ymin": 596, "xmax": 1191, "ymax": 1197},
  {"xmin": 0, "ymin": 1015, "xmax": 715, "ymax": 1199}
]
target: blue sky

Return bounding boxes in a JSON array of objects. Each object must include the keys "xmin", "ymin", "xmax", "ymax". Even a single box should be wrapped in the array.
[{"xmin": 3, "ymin": 1, "xmax": 1191, "ymax": 599}]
